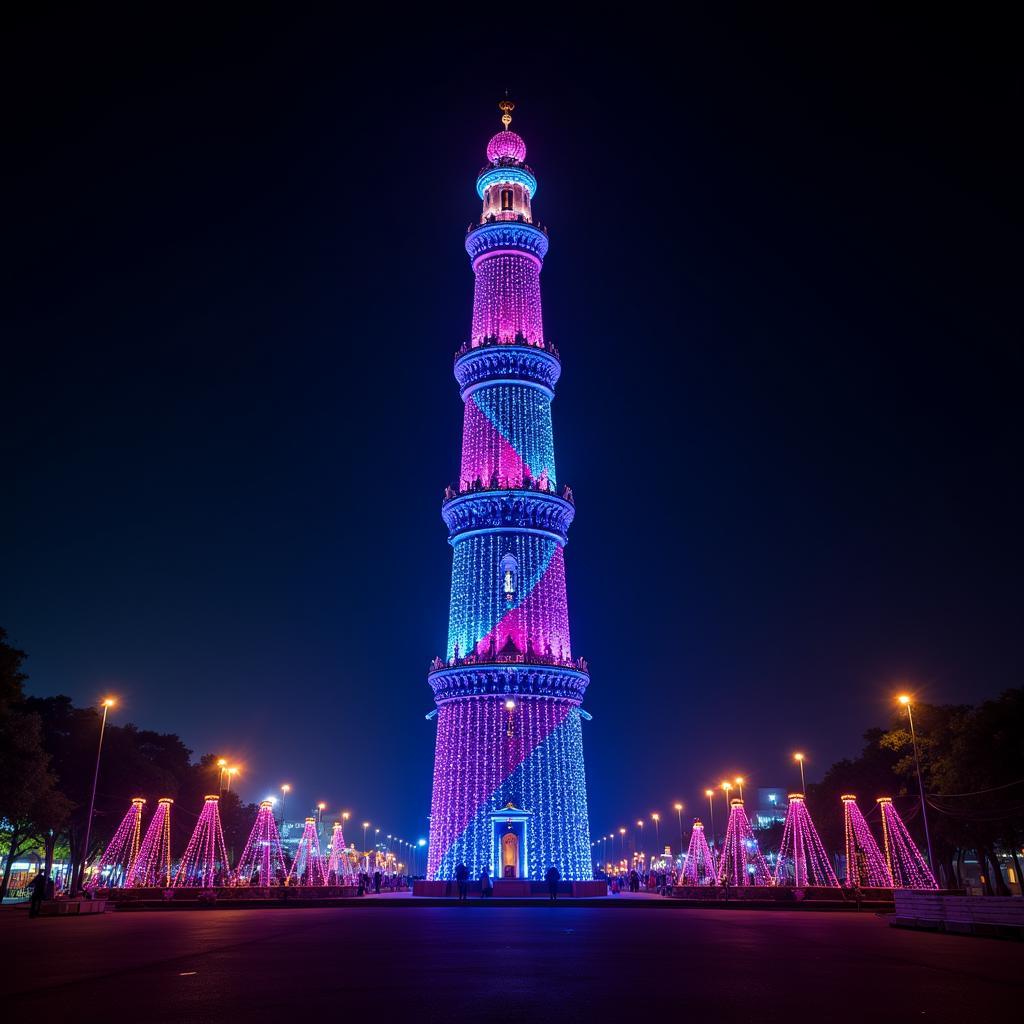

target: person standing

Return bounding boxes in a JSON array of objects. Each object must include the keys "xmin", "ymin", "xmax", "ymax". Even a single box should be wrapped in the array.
[
  {"xmin": 373, "ymin": 870, "xmax": 382, "ymax": 894},
  {"xmin": 480, "ymin": 868, "xmax": 492, "ymax": 898},
  {"xmin": 545, "ymin": 865, "xmax": 561, "ymax": 901},
  {"xmin": 28, "ymin": 870, "xmax": 48, "ymax": 918},
  {"xmin": 455, "ymin": 863, "xmax": 469, "ymax": 901}
]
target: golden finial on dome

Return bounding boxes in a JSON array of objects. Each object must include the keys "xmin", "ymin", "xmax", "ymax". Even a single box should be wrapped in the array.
[{"xmin": 499, "ymin": 97, "xmax": 514, "ymax": 130}]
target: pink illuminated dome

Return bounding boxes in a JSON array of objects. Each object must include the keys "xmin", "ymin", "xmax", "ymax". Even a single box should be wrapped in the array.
[{"xmin": 487, "ymin": 130, "xmax": 526, "ymax": 164}]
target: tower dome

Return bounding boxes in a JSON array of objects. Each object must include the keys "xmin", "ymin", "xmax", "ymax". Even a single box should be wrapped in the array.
[{"xmin": 486, "ymin": 130, "xmax": 526, "ymax": 164}]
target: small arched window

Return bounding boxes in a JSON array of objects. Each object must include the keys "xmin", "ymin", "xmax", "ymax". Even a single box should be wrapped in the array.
[
  {"xmin": 500, "ymin": 553, "xmax": 518, "ymax": 604},
  {"xmin": 500, "ymin": 188, "xmax": 513, "ymax": 211}
]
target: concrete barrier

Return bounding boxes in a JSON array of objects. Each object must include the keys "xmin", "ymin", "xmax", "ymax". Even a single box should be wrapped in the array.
[
  {"xmin": 39, "ymin": 899, "xmax": 107, "ymax": 916},
  {"xmin": 892, "ymin": 892, "xmax": 1024, "ymax": 939}
]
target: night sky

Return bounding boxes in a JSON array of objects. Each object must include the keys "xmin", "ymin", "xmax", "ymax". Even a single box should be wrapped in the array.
[{"xmin": 5, "ymin": 12, "xmax": 1019, "ymax": 846}]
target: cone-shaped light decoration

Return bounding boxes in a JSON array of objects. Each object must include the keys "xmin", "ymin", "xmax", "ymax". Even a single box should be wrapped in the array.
[
  {"xmin": 173, "ymin": 795, "xmax": 230, "ymax": 887},
  {"xmin": 236, "ymin": 799, "xmax": 287, "ymax": 886},
  {"xmin": 773, "ymin": 793, "xmax": 839, "ymax": 887},
  {"xmin": 287, "ymin": 817, "xmax": 327, "ymax": 886},
  {"xmin": 842, "ymin": 795, "xmax": 892, "ymax": 887},
  {"xmin": 327, "ymin": 821, "xmax": 354, "ymax": 884},
  {"xmin": 126, "ymin": 798, "xmax": 173, "ymax": 887},
  {"xmin": 718, "ymin": 799, "xmax": 772, "ymax": 886},
  {"xmin": 877, "ymin": 798, "xmax": 937, "ymax": 889},
  {"xmin": 682, "ymin": 819, "xmax": 718, "ymax": 885},
  {"xmin": 87, "ymin": 798, "xmax": 145, "ymax": 889}
]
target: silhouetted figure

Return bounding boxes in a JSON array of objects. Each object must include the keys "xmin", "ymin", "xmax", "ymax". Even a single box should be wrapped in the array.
[
  {"xmin": 373, "ymin": 870, "xmax": 382, "ymax": 894},
  {"xmin": 546, "ymin": 866, "xmax": 561, "ymax": 901},
  {"xmin": 29, "ymin": 871, "xmax": 47, "ymax": 918},
  {"xmin": 480, "ymin": 868, "xmax": 492, "ymax": 898},
  {"xmin": 455, "ymin": 863, "xmax": 469, "ymax": 901}
]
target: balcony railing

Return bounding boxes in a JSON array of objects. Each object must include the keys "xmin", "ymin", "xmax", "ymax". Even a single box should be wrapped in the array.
[
  {"xmin": 429, "ymin": 651, "xmax": 589, "ymax": 673},
  {"xmin": 442, "ymin": 478, "xmax": 574, "ymax": 505},
  {"xmin": 454, "ymin": 333, "xmax": 560, "ymax": 361}
]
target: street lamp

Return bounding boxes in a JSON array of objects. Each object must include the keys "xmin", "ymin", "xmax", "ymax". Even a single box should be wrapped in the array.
[
  {"xmin": 618, "ymin": 827, "xmax": 626, "ymax": 862},
  {"xmin": 734, "ymin": 777, "xmax": 744, "ymax": 802},
  {"xmin": 705, "ymin": 789, "xmax": 716, "ymax": 849},
  {"xmin": 217, "ymin": 758, "xmax": 228, "ymax": 791},
  {"xmin": 794, "ymin": 753, "xmax": 806, "ymax": 793},
  {"xmin": 651, "ymin": 813, "xmax": 661, "ymax": 857},
  {"xmin": 363, "ymin": 822, "xmax": 370, "ymax": 870},
  {"xmin": 636, "ymin": 819, "xmax": 644, "ymax": 859},
  {"xmin": 898, "ymin": 694, "xmax": 935, "ymax": 872},
  {"xmin": 674, "ymin": 803, "xmax": 684, "ymax": 861},
  {"xmin": 280, "ymin": 784, "xmax": 290, "ymax": 825},
  {"xmin": 79, "ymin": 697, "xmax": 116, "ymax": 893},
  {"xmin": 226, "ymin": 766, "xmax": 238, "ymax": 791}
]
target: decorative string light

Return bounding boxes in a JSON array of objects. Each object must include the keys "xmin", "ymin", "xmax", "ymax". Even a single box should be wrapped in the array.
[
  {"xmin": 717, "ymin": 799, "xmax": 772, "ymax": 886},
  {"xmin": 126, "ymin": 798, "xmax": 172, "ymax": 887},
  {"xmin": 773, "ymin": 793, "xmax": 839, "ymax": 887},
  {"xmin": 173, "ymin": 795, "xmax": 230, "ymax": 887},
  {"xmin": 841, "ymin": 795, "xmax": 892, "ymax": 887},
  {"xmin": 681, "ymin": 819, "xmax": 718, "ymax": 885},
  {"xmin": 236, "ymin": 799, "xmax": 287, "ymax": 886},
  {"xmin": 326, "ymin": 821, "xmax": 355, "ymax": 885},
  {"xmin": 287, "ymin": 817, "xmax": 327, "ymax": 886},
  {"xmin": 877, "ymin": 798, "xmax": 938, "ymax": 889},
  {"xmin": 86, "ymin": 797, "xmax": 145, "ymax": 889}
]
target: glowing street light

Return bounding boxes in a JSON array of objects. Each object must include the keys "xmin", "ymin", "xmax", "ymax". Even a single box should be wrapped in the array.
[
  {"xmin": 673, "ymin": 803, "xmax": 684, "ymax": 860},
  {"xmin": 226, "ymin": 766, "xmax": 239, "ymax": 791},
  {"xmin": 280, "ymin": 784, "xmax": 290, "ymax": 825},
  {"xmin": 704, "ymin": 789, "xmax": 716, "ymax": 849},
  {"xmin": 734, "ymin": 777, "xmax": 745, "ymax": 801},
  {"xmin": 896, "ymin": 693, "xmax": 935, "ymax": 872},
  {"xmin": 618, "ymin": 827, "xmax": 626, "ymax": 860},
  {"xmin": 794, "ymin": 753, "xmax": 806, "ymax": 793},
  {"xmin": 651, "ymin": 813, "xmax": 661, "ymax": 855},
  {"xmin": 79, "ymin": 697, "xmax": 116, "ymax": 893},
  {"xmin": 217, "ymin": 758, "xmax": 228, "ymax": 791}
]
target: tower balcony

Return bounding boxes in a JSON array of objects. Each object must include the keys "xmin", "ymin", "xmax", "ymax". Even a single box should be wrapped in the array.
[
  {"xmin": 454, "ymin": 334, "xmax": 559, "ymax": 362},
  {"xmin": 454, "ymin": 339, "xmax": 561, "ymax": 398},
  {"xmin": 441, "ymin": 486, "xmax": 575, "ymax": 545},
  {"xmin": 465, "ymin": 220, "xmax": 549, "ymax": 267},
  {"xmin": 427, "ymin": 656, "xmax": 590, "ymax": 705}
]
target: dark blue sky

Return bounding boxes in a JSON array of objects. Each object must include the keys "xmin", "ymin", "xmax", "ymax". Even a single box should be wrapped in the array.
[{"xmin": 4, "ymin": 11, "xmax": 1019, "ymax": 846}]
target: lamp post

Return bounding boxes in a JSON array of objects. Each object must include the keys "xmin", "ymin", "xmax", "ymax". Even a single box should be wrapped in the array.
[
  {"xmin": 78, "ymin": 698, "xmax": 115, "ymax": 893},
  {"xmin": 280, "ymin": 784, "xmax": 290, "ymax": 827},
  {"xmin": 651, "ymin": 813, "xmax": 661, "ymax": 860},
  {"xmin": 674, "ymin": 803, "xmax": 684, "ymax": 862},
  {"xmin": 734, "ymin": 777, "xmax": 744, "ymax": 802},
  {"xmin": 794, "ymin": 753, "xmax": 806, "ymax": 793},
  {"xmin": 705, "ymin": 790, "xmax": 716, "ymax": 850},
  {"xmin": 636, "ymin": 820, "xmax": 644, "ymax": 864},
  {"xmin": 898, "ymin": 695, "xmax": 935, "ymax": 873},
  {"xmin": 217, "ymin": 758, "xmax": 228, "ymax": 792},
  {"xmin": 226, "ymin": 767, "xmax": 238, "ymax": 791},
  {"xmin": 363, "ymin": 822, "xmax": 370, "ymax": 871},
  {"xmin": 618, "ymin": 828, "xmax": 626, "ymax": 865}
]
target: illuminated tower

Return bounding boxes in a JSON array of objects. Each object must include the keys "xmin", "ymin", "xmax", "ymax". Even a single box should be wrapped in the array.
[
  {"xmin": 87, "ymin": 797, "xmax": 145, "ymax": 889},
  {"xmin": 427, "ymin": 101, "xmax": 592, "ymax": 881}
]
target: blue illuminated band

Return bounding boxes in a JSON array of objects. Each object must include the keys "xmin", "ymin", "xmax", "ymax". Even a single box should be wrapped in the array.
[
  {"xmin": 461, "ymin": 377, "xmax": 553, "ymax": 402},
  {"xmin": 441, "ymin": 490, "xmax": 575, "ymax": 546},
  {"xmin": 476, "ymin": 165, "xmax": 538, "ymax": 200},
  {"xmin": 454, "ymin": 345, "xmax": 561, "ymax": 398},
  {"xmin": 428, "ymin": 663, "xmax": 590, "ymax": 704},
  {"xmin": 465, "ymin": 222, "xmax": 549, "ymax": 265}
]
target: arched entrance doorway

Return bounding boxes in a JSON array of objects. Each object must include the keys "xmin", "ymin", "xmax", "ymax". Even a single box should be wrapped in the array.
[{"xmin": 502, "ymin": 832, "xmax": 519, "ymax": 878}]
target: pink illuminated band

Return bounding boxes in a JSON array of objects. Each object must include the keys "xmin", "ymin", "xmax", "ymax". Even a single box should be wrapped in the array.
[{"xmin": 472, "ymin": 249, "xmax": 544, "ymax": 273}]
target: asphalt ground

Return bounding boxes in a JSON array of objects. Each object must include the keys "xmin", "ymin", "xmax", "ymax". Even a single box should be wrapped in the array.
[{"xmin": 4, "ymin": 903, "xmax": 1021, "ymax": 1021}]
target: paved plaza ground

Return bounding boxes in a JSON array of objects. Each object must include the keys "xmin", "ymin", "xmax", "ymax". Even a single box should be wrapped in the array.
[{"xmin": 3, "ymin": 900, "xmax": 1021, "ymax": 1020}]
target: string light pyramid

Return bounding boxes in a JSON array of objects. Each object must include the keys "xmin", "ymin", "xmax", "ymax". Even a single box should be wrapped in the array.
[
  {"xmin": 236, "ymin": 799, "xmax": 287, "ymax": 885},
  {"xmin": 877, "ymin": 797, "xmax": 937, "ymax": 889},
  {"xmin": 773, "ymin": 793, "xmax": 839, "ymax": 887},
  {"xmin": 681, "ymin": 818, "xmax": 718, "ymax": 885},
  {"xmin": 87, "ymin": 797, "xmax": 145, "ymax": 888},
  {"xmin": 126, "ymin": 798, "xmax": 173, "ymax": 887},
  {"xmin": 174, "ymin": 795, "xmax": 230, "ymax": 887},
  {"xmin": 718, "ymin": 799, "xmax": 772, "ymax": 886},
  {"xmin": 287, "ymin": 817, "xmax": 327, "ymax": 886},
  {"xmin": 842, "ymin": 795, "xmax": 892, "ymax": 887},
  {"xmin": 326, "ymin": 820, "xmax": 354, "ymax": 884}
]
